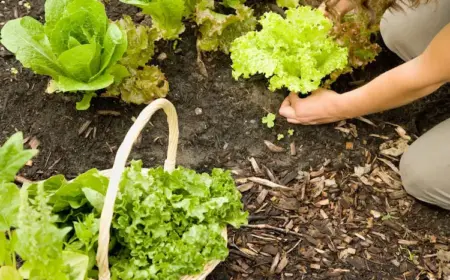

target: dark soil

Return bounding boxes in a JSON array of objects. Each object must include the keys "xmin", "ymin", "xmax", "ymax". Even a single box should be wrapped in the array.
[{"xmin": 1, "ymin": 0, "xmax": 449, "ymax": 279}]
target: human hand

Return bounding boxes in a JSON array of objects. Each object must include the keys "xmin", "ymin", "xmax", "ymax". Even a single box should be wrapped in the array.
[{"xmin": 279, "ymin": 89, "xmax": 346, "ymax": 125}]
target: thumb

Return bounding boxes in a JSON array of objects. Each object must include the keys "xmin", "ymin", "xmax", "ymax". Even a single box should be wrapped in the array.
[{"xmin": 279, "ymin": 103, "xmax": 297, "ymax": 119}]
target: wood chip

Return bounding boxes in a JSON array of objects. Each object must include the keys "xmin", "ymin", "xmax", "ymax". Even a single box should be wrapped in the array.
[
  {"xmin": 356, "ymin": 116, "xmax": 377, "ymax": 127},
  {"xmin": 97, "ymin": 110, "xmax": 121, "ymax": 116},
  {"xmin": 237, "ymin": 182, "xmax": 254, "ymax": 193},
  {"xmin": 78, "ymin": 120, "xmax": 92, "ymax": 135},
  {"xmin": 270, "ymin": 253, "xmax": 280, "ymax": 274},
  {"xmin": 346, "ymin": 142, "xmax": 354, "ymax": 150},
  {"xmin": 248, "ymin": 177, "xmax": 292, "ymax": 190},
  {"xmin": 378, "ymin": 158, "xmax": 400, "ymax": 175},
  {"xmin": 29, "ymin": 136, "xmax": 40, "ymax": 149},
  {"xmin": 15, "ymin": 175, "xmax": 32, "ymax": 184},
  {"xmin": 310, "ymin": 168, "xmax": 324, "ymax": 177},
  {"xmin": 239, "ymin": 247, "xmax": 258, "ymax": 256},
  {"xmin": 398, "ymin": 240, "xmax": 418, "ymax": 246},
  {"xmin": 249, "ymin": 157, "xmax": 262, "ymax": 174},
  {"xmin": 354, "ymin": 233, "xmax": 366, "ymax": 241},
  {"xmin": 290, "ymin": 142, "xmax": 296, "ymax": 156},
  {"xmin": 320, "ymin": 209, "xmax": 329, "ymax": 219},
  {"xmin": 389, "ymin": 190, "xmax": 407, "ymax": 200},
  {"xmin": 370, "ymin": 210, "xmax": 381, "ymax": 219},
  {"xmin": 380, "ymin": 138, "xmax": 409, "ymax": 157},
  {"xmin": 275, "ymin": 254, "xmax": 289, "ymax": 273},
  {"xmin": 310, "ymin": 264, "xmax": 321, "ymax": 270},
  {"xmin": 256, "ymin": 189, "xmax": 269, "ymax": 204},
  {"xmin": 395, "ymin": 126, "xmax": 411, "ymax": 141},
  {"xmin": 264, "ymin": 140, "xmax": 285, "ymax": 153},
  {"xmin": 370, "ymin": 134, "xmax": 390, "ymax": 140},
  {"xmin": 315, "ymin": 199, "xmax": 330, "ymax": 207}
]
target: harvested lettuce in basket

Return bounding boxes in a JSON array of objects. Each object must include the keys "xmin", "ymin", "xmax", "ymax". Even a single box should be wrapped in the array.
[
  {"xmin": 0, "ymin": 133, "xmax": 247, "ymax": 280},
  {"xmin": 110, "ymin": 160, "xmax": 248, "ymax": 280}
]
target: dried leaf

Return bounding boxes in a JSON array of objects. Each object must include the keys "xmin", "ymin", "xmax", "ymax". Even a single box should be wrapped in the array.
[{"xmin": 380, "ymin": 138, "xmax": 409, "ymax": 157}]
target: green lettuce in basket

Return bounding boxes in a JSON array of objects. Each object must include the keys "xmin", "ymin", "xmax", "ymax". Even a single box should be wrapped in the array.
[{"xmin": 0, "ymin": 133, "xmax": 247, "ymax": 280}]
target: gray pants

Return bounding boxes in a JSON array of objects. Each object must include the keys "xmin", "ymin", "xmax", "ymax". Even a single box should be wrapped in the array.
[{"xmin": 380, "ymin": 1, "xmax": 450, "ymax": 209}]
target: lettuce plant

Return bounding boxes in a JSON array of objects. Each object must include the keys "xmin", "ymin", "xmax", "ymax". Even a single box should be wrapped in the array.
[
  {"xmin": 119, "ymin": 0, "xmax": 194, "ymax": 40},
  {"xmin": 106, "ymin": 16, "xmax": 169, "ymax": 104},
  {"xmin": 230, "ymin": 6, "xmax": 349, "ymax": 93},
  {"xmin": 195, "ymin": 0, "xmax": 257, "ymax": 54},
  {"xmin": 1, "ymin": 0, "xmax": 129, "ymax": 109},
  {"xmin": 0, "ymin": 133, "xmax": 247, "ymax": 279}
]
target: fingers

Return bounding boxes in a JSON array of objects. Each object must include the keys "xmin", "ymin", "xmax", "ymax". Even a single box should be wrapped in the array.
[
  {"xmin": 288, "ymin": 92, "xmax": 300, "ymax": 104},
  {"xmin": 287, "ymin": 118, "xmax": 302, "ymax": 124},
  {"xmin": 279, "ymin": 104, "xmax": 297, "ymax": 119}
]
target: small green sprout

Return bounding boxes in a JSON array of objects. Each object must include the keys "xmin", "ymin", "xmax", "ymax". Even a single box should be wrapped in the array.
[
  {"xmin": 10, "ymin": 68, "xmax": 18, "ymax": 75},
  {"xmin": 288, "ymin": 129, "xmax": 294, "ymax": 136},
  {"xmin": 381, "ymin": 213, "xmax": 399, "ymax": 221},
  {"xmin": 262, "ymin": 113, "xmax": 276, "ymax": 128},
  {"xmin": 277, "ymin": 134, "xmax": 285, "ymax": 141}
]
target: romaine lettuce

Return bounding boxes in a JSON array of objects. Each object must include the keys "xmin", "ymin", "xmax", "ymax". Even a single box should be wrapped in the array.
[{"xmin": 1, "ymin": 0, "xmax": 128, "ymax": 109}]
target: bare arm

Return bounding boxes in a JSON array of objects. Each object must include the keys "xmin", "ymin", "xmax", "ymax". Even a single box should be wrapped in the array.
[
  {"xmin": 337, "ymin": 23, "xmax": 450, "ymax": 119},
  {"xmin": 279, "ymin": 23, "xmax": 450, "ymax": 125}
]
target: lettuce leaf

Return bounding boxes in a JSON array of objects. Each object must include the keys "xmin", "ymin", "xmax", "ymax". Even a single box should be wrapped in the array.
[
  {"xmin": 323, "ymin": 13, "xmax": 381, "ymax": 87},
  {"xmin": 107, "ymin": 66, "xmax": 169, "ymax": 105},
  {"xmin": 15, "ymin": 183, "xmax": 85, "ymax": 279},
  {"xmin": 116, "ymin": 15, "xmax": 158, "ymax": 69},
  {"xmin": 230, "ymin": 6, "xmax": 348, "ymax": 93},
  {"xmin": 110, "ymin": 161, "xmax": 247, "ymax": 279},
  {"xmin": 0, "ymin": 132, "xmax": 38, "ymax": 184},
  {"xmin": 196, "ymin": 0, "xmax": 257, "ymax": 54},
  {"xmin": 0, "ymin": 0, "xmax": 127, "ymax": 109},
  {"xmin": 120, "ymin": 0, "xmax": 188, "ymax": 40},
  {"xmin": 276, "ymin": 0, "xmax": 299, "ymax": 8}
]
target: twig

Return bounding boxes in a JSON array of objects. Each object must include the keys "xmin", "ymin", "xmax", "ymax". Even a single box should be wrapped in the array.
[
  {"xmin": 247, "ymin": 177, "xmax": 292, "ymax": 190},
  {"xmin": 243, "ymin": 224, "xmax": 304, "ymax": 238},
  {"xmin": 229, "ymin": 249, "xmax": 256, "ymax": 261},
  {"xmin": 286, "ymin": 239, "xmax": 302, "ymax": 254}
]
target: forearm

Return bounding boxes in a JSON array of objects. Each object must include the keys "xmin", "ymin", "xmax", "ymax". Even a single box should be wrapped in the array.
[{"xmin": 337, "ymin": 57, "xmax": 446, "ymax": 119}]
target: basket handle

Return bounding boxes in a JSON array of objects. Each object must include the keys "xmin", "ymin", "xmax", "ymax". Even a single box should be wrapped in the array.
[{"xmin": 96, "ymin": 98, "xmax": 179, "ymax": 280}]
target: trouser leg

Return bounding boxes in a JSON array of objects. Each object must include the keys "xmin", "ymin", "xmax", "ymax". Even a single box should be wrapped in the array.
[{"xmin": 400, "ymin": 118, "xmax": 450, "ymax": 210}]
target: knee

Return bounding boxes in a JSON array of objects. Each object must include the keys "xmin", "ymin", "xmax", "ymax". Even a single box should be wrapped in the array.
[{"xmin": 399, "ymin": 148, "xmax": 424, "ymax": 199}]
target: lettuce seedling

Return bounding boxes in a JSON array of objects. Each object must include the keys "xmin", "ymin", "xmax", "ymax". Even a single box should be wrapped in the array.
[
  {"xmin": 1, "ymin": 0, "xmax": 128, "ymax": 109},
  {"xmin": 230, "ymin": 6, "xmax": 348, "ymax": 94}
]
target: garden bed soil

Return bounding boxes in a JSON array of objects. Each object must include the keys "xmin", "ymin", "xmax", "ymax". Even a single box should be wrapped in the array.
[{"xmin": 1, "ymin": 0, "xmax": 450, "ymax": 279}]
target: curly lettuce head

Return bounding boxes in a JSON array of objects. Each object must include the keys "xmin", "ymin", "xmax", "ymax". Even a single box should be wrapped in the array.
[{"xmin": 231, "ymin": 6, "xmax": 348, "ymax": 93}]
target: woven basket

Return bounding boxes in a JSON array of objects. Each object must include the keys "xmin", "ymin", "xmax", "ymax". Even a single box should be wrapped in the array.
[{"xmin": 96, "ymin": 98, "xmax": 227, "ymax": 280}]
